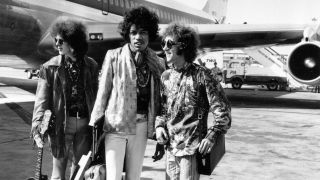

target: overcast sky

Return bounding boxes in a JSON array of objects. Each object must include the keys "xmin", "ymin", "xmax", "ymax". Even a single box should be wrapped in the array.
[{"xmin": 175, "ymin": 0, "xmax": 320, "ymax": 24}]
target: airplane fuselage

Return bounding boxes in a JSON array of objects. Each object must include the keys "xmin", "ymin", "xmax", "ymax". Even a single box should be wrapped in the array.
[{"xmin": 0, "ymin": 0, "xmax": 219, "ymax": 69}]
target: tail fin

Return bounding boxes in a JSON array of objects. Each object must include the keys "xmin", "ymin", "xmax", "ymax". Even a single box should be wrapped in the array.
[{"xmin": 202, "ymin": 0, "xmax": 228, "ymax": 24}]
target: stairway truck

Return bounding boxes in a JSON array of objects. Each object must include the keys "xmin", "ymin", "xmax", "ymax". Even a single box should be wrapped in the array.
[{"xmin": 224, "ymin": 59, "xmax": 288, "ymax": 91}]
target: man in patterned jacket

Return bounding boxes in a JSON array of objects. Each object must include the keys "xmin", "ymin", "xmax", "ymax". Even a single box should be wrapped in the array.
[{"xmin": 155, "ymin": 23, "xmax": 232, "ymax": 180}]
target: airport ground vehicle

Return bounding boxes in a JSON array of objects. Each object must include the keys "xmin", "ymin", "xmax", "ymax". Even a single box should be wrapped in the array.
[{"xmin": 224, "ymin": 59, "xmax": 288, "ymax": 90}]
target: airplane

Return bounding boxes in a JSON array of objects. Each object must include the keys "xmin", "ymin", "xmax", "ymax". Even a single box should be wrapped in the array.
[{"xmin": 1, "ymin": 0, "xmax": 320, "ymax": 85}]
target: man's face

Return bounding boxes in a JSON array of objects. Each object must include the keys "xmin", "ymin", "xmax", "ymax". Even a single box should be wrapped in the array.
[
  {"xmin": 162, "ymin": 36, "xmax": 182, "ymax": 64},
  {"xmin": 129, "ymin": 24, "xmax": 149, "ymax": 52},
  {"xmin": 54, "ymin": 34, "xmax": 72, "ymax": 57}
]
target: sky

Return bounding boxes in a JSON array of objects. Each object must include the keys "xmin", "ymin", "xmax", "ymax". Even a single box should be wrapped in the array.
[
  {"xmin": 175, "ymin": 0, "xmax": 320, "ymax": 24},
  {"xmin": 173, "ymin": 0, "xmax": 320, "ymax": 55},
  {"xmin": 226, "ymin": 0, "xmax": 320, "ymax": 24}
]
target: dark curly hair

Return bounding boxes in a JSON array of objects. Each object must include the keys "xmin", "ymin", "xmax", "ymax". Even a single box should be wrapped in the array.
[
  {"xmin": 50, "ymin": 16, "xmax": 88, "ymax": 59},
  {"xmin": 162, "ymin": 22, "xmax": 200, "ymax": 63},
  {"xmin": 118, "ymin": 6, "xmax": 159, "ymax": 42}
]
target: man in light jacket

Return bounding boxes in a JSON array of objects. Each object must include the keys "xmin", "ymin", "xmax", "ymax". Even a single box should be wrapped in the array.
[{"xmin": 90, "ymin": 6, "xmax": 165, "ymax": 180}]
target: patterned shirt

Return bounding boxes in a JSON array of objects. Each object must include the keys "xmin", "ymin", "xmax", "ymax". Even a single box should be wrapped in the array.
[
  {"xmin": 64, "ymin": 57, "xmax": 88, "ymax": 118},
  {"xmin": 156, "ymin": 63, "xmax": 231, "ymax": 156},
  {"xmin": 132, "ymin": 50, "xmax": 151, "ymax": 115}
]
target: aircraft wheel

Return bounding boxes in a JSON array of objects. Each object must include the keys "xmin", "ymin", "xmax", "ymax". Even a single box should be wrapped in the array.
[
  {"xmin": 267, "ymin": 81, "xmax": 278, "ymax": 91},
  {"xmin": 232, "ymin": 79, "xmax": 242, "ymax": 89}
]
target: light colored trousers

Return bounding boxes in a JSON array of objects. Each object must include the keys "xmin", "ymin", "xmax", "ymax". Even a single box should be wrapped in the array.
[
  {"xmin": 166, "ymin": 152, "xmax": 200, "ymax": 180},
  {"xmin": 51, "ymin": 117, "xmax": 91, "ymax": 180},
  {"xmin": 104, "ymin": 121, "xmax": 148, "ymax": 180}
]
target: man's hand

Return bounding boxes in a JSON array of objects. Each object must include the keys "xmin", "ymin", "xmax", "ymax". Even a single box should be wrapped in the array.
[
  {"xmin": 198, "ymin": 138, "xmax": 214, "ymax": 155},
  {"xmin": 152, "ymin": 143, "xmax": 165, "ymax": 162},
  {"xmin": 89, "ymin": 115, "xmax": 104, "ymax": 127},
  {"xmin": 156, "ymin": 127, "xmax": 168, "ymax": 145},
  {"xmin": 34, "ymin": 134, "xmax": 44, "ymax": 148}
]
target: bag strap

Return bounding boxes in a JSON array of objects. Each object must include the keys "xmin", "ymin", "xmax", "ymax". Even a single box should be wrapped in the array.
[{"xmin": 194, "ymin": 66, "xmax": 208, "ymax": 140}]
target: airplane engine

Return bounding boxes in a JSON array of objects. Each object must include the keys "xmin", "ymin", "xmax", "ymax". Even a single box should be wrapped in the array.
[{"xmin": 287, "ymin": 41, "xmax": 320, "ymax": 85}]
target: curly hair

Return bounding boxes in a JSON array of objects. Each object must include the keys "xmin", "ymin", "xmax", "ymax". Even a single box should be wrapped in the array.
[
  {"xmin": 50, "ymin": 16, "xmax": 88, "ymax": 58},
  {"xmin": 118, "ymin": 6, "xmax": 159, "ymax": 42},
  {"xmin": 162, "ymin": 22, "xmax": 200, "ymax": 63}
]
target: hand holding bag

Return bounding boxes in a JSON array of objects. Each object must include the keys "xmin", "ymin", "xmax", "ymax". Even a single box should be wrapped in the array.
[
  {"xmin": 84, "ymin": 117, "xmax": 106, "ymax": 180},
  {"xmin": 197, "ymin": 134, "xmax": 225, "ymax": 175}
]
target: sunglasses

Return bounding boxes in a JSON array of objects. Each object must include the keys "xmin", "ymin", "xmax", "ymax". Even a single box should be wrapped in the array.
[
  {"xmin": 54, "ymin": 38, "xmax": 64, "ymax": 45},
  {"xmin": 161, "ymin": 39, "xmax": 183, "ymax": 50}
]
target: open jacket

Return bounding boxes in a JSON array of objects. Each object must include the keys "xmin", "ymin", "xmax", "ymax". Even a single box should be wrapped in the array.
[
  {"xmin": 31, "ymin": 55, "xmax": 99, "ymax": 158},
  {"xmin": 90, "ymin": 44, "xmax": 165, "ymax": 139}
]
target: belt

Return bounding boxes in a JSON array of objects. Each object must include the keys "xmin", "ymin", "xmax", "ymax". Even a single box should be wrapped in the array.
[{"xmin": 69, "ymin": 111, "xmax": 87, "ymax": 118}]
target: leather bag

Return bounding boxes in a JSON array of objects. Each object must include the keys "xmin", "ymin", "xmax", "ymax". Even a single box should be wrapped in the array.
[{"xmin": 197, "ymin": 134, "xmax": 225, "ymax": 175}]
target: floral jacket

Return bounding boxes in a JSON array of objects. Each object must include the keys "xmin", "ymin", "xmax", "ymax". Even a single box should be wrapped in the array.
[{"xmin": 155, "ymin": 63, "xmax": 231, "ymax": 156}]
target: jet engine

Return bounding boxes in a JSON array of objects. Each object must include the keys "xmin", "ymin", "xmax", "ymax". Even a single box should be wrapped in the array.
[{"xmin": 287, "ymin": 32, "xmax": 320, "ymax": 85}]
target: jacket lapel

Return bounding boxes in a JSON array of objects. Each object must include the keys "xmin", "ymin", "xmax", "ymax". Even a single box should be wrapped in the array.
[
  {"xmin": 56, "ymin": 55, "xmax": 67, "ymax": 99},
  {"xmin": 82, "ymin": 57, "xmax": 90, "ymax": 89}
]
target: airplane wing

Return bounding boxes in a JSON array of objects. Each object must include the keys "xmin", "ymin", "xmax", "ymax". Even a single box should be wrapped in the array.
[
  {"xmin": 82, "ymin": 23, "xmax": 308, "ymax": 64},
  {"xmin": 37, "ymin": 22, "xmax": 319, "ymax": 86},
  {"xmin": 33, "ymin": 22, "xmax": 311, "ymax": 67},
  {"xmin": 162, "ymin": 23, "xmax": 308, "ymax": 50}
]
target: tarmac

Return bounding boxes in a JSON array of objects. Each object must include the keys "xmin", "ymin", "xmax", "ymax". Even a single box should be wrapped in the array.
[{"xmin": 1, "ymin": 67, "xmax": 320, "ymax": 180}]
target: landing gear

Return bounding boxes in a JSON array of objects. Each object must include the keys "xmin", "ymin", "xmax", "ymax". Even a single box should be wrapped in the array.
[{"xmin": 25, "ymin": 69, "xmax": 39, "ymax": 79}]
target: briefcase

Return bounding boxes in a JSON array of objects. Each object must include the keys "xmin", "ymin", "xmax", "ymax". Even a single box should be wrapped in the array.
[{"xmin": 197, "ymin": 134, "xmax": 225, "ymax": 175}]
